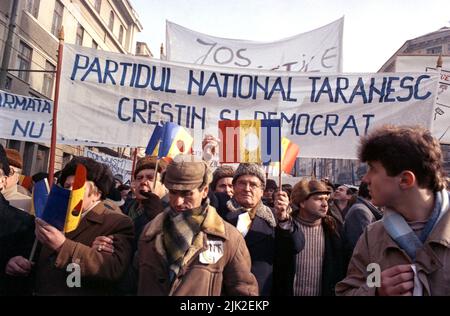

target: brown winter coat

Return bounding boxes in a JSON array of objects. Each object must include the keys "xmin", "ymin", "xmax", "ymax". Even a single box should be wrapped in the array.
[
  {"xmin": 336, "ymin": 209, "xmax": 450, "ymax": 296},
  {"xmin": 137, "ymin": 204, "xmax": 258, "ymax": 296},
  {"xmin": 35, "ymin": 202, "xmax": 134, "ymax": 295}
]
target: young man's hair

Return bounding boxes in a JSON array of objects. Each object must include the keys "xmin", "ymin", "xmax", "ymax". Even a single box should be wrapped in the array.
[{"xmin": 359, "ymin": 125, "xmax": 446, "ymax": 192}]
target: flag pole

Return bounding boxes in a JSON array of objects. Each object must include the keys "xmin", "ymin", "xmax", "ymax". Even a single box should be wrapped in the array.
[
  {"xmin": 278, "ymin": 122, "xmax": 282, "ymax": 191},
  {"xmin": 131, "ymin": 147, "xmax": 138, "ymax": 178},
  {"xmin": 48, "ymin": 27, "xmax": 64, "ymax": 187},
  {"xmin": 153, "ymin": 159, "xmax": 160, "ymax": 190},
  {"xmin": 31, "ymin": 27, "xmax": 64, "ymax": 262}
]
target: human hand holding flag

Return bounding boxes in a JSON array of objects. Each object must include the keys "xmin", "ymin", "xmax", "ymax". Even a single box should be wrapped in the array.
[{"xmin": 30, "ymin": 164, "xmax": 87, "ymax": 260}]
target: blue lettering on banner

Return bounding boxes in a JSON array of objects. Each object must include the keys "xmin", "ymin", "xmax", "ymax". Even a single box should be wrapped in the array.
[
  {"xmin": 187, "ymin": 70, "xmax": 297, "ymax": 101},
  {"xmin": 219, "ymin": 109, "xmax": 239, "ymax": 120},
  {"xmin": 11, "ymin": 119, "xmax": 45, "ymax": 138},
  {"xmin": 116, "ymin": 98, "xmax": 206, "ymax": 129},
  {"xmin": 309, "ymin": 75, "xmax": 433, "ymax": 104},
  {"xmin": 70, "ymin": 54, "xmax": 177, "ymax": 93},
  {"xmin": 252, "ymin": 111, "xmax": 376, "ymax": 137},
  {"xmin": 0, "ymin": 92, "xmax": 52, "ymax": 113}
]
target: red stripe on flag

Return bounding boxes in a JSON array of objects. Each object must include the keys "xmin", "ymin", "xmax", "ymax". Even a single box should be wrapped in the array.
[
  {"xmin": 282, "ymin": 142, "xmax": 300, "ymax": 174},
  {"xmin": 219, "ymin": 120, "xmax": 241, "ymax": 163}
]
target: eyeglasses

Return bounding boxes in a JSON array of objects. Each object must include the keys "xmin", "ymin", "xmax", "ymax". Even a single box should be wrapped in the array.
[{"xmin": 235, "ymin": 180, "xmax": 262, "ymax": 190}]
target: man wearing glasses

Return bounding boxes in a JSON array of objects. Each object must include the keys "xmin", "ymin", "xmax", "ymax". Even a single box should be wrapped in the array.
[{"xmin": 219, "ymin": 163, "xmax": 305, "ymax": 295}]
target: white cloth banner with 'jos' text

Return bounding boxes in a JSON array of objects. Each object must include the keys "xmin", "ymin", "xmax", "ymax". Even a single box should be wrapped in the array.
[
  {"xmin": 58, "ymin": 44, "xmax": 439, "ymax": 159},
  {"xmin": 0, "ymin": 89, "xmax": 52, "ymax": 143},
  {"xmin": 166, "ymin": 18, "xmax": 344, "ymax": 72}
]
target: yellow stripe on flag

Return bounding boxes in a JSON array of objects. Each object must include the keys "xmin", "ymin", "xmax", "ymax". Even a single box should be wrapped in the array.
[
  {"xmin": 167, "ymin": 127, "xmax": 194, "ymax": 158},
  {"xmin": 64, "ymin": 184, "xmax": 85, "ymax": 233},
  {"xmin": 239, "ymin": 120, "xmax": 261, "ymax": 163}
]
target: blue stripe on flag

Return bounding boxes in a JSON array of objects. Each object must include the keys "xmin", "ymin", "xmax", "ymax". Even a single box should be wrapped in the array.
[
  {"xmin": 145, "ymin": 125, "xmax": 163, "ymax": 156},
  {"xmin": 158, "ymin": 122, "xmax": 180, "ymax": 158},
  {"xmin": 261, "ymin": 119, "xmax": 281, "ymax": 165},
  {"xmin": 41, "ymin": 184, "xmax": 71, "ymax": 231},
  {"xmin": 33, "ymin": 178, "xmax": 49, "ymax": 218}
]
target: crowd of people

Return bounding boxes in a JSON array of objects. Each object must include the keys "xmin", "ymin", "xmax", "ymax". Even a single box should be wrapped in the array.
[{"xmin": 0, "ymin": 124, "xmax": 449, "ymax": 296}]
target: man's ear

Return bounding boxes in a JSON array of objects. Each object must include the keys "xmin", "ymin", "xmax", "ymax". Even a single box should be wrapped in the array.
[
  {"xmin": 399, "ymin": 170, "xmax": 416, "ymax": 189},
  {"xmin": 0, "ymin": 175, "xmax": 6, "ymax": 191},
  {"xmin": 299, "ymin": 201, "xmax": 305, "ymax": 209},
  {"xmin": 201, "ymin": 185, "xmax": 209, "ymax": 199}
]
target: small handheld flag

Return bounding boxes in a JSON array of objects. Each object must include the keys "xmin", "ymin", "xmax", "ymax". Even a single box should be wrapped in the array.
[
  {"xmin": 158, "ymin": 122, "xmax": 193, "ymax": 160},
  {"xmin": 39, "ymin": 164, "xmax": 87, "ymax": 233},
  {"xmin": 270, "ymin": 137, "xmax": 300, "ymax": 175}
]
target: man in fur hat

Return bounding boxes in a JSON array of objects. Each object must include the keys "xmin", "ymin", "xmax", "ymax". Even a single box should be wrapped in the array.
[
  {"xmin": 218, "ymin": 163, "xmax": 305, "ymax": 295},
  {"xmin": 6, "ymin": 157, "xmax": 134, "ymax": 295}
]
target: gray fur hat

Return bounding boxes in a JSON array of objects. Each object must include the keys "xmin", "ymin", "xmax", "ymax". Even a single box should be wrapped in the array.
[{"xmin": 232, "ymin": 163, "xmax": 266, "ymax": 188}]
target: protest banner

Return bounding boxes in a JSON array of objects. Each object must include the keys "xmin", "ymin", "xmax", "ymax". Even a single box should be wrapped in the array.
[
  {"xmin": 166, "ymin": 18, "xmax": 344, "ymax": 72},
  {"xmin": 394, "ymin": 55, "xmax": 450, "ymax": 143},
  {"xmin": 84, "ymin": 148, "xmax": 133, "ymax": 185},
  {"xmin": 0, "ymin": 89, "xmax": 52, "ymax": 142},
  {"xmin": 58, "ymin": 44, "xmax": 439, "ymax": 159}
]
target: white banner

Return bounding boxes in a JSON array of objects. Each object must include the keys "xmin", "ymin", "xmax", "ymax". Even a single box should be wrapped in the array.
[
  {"xmin": 166, "ymin": 18, "xmax": 344, "ymax": 72},
  {"xmin": 59, "ymin": 44, "xmax": 439, "ymax": 159},
  {"xmin": 0, "ymin": 89, "xmax": 53, "ymax": 143},
  {"xmin": 84, "ymin": 148, "xmax": 132, "ymax": 185},
  {"xmin": 395, "ymin": 55, "xmax": 450, "ymax": 144}
]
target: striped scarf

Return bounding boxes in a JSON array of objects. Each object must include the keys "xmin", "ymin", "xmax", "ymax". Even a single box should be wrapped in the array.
[
  {"xmin": 163, "ymin": 202, "xmax": 207, "ymax": 282},
  {"xmin": 383, "ymin": 190, "xmax": 449, "ymax": 261}
]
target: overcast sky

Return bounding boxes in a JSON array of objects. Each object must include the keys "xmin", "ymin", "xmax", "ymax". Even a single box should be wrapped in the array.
[{"xmin": 132, "ymin": 0, "xmax": 450, "ymax": 72}]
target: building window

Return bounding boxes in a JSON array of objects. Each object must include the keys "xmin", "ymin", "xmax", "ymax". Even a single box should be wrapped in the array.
[
  {"xmin": 26, "ymin": 0, "xmax": 40, "ymax": 18},
  {"xmin": 42, "ymin": 61, "xmax": 55, "ymax": 97},
  {"xmin": 75, "ymin": 23, "xmax": 84, "ymax": 46},
  {"xmin": 51, "ymin": 1, "xmax": 64, "ymax": 37},
  {"xmin": 92, "ymin": 40, "xmax": 98, "ymax": 49},
  {"xmin": 118, "ymin": 25, "xmax": 124, "ymax": 44},
  {"xmin": 94, "ymin": 0, "xmax": 101, "ymax": 13},
  {"xmin": 5, "ymin": 77, "xmax": 12, "ymax": 90},
  {"xmin": 108, "ymin": 11, "xmax": 114, "ymax": 31},
  {"xmin": 426, "ymin": 46, "xmax": 442, "ymax": 54},
  {"xmin": 16, "ymin": 41, "xmax": 32, "ymax": 82}
]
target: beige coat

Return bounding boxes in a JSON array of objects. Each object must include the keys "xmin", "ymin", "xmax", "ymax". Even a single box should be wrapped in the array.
[
  {"xmin": 35, "ymin": 202, "xmax": 134, "ymax": 295},
  {"xmin": 336, "ymin": 209, "xmax": 450, "ymax": 296},
  {"xmin": 137, "ymin": 205, "xmax": 258, "ymax": 296}
]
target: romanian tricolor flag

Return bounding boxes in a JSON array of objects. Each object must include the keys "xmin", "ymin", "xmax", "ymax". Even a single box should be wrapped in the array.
[
  {"xmin": 157, "ymin": 122, "xmax": 193, "ymax": 160},
  {"xmin": 31, "ymin": 178, "xmax": 50, "ymax": 217},
  {"xmin": 218, "ymin": 119, "xmax": 281, "ymax": 165},
  {"xmin": 145, "ymin": 125, "xmax": 163, "ymax": 156},
  {"xmin": 270, "ymin": 137, "xmax": 300, "ymax": 174},
  {"xmin": 39, "ymin": 164, "xmax": 87, "ymax": 233}
]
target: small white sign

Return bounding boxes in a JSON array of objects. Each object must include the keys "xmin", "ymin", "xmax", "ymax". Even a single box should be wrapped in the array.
[{"xmin": 199, "ymin": 240, "xmax": 224, "ymax": 264}]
